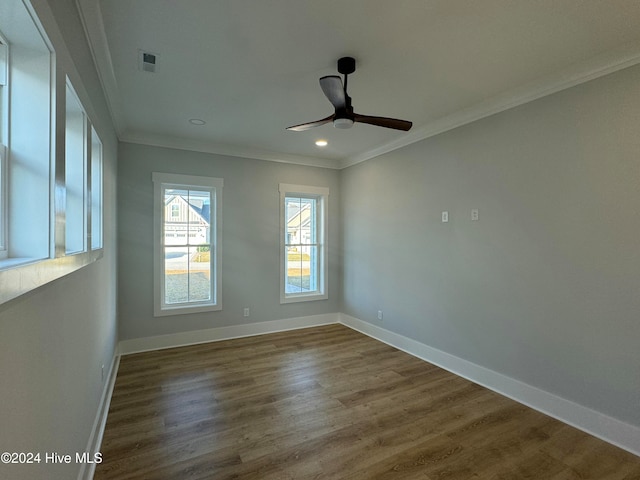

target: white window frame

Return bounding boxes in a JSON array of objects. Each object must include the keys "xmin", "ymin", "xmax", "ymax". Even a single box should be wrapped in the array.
[
  {"xmin": 279, "ymin": 183, "xmax": 328, "ymax": 304},
  {"xmin": 90, "ymin": 125, "xmax": 103, "ymax": 250},
  {"xmin": 0, "ymin": 2, "xmax": 53, "ymax": 269},
  {"xmin": 65, "ymin": 80, "xmax": 88, "ymax": 255},
  {"xmin": 153, "ymin": 172, "xmax": 223, "ymax": 316},
  {"xmin": 0, "ymin": 145, "xmax": 7, "ymax": 261},
  {"xmin": 0, "ymin": 35, "xmax": 9, "ymax": 260}
]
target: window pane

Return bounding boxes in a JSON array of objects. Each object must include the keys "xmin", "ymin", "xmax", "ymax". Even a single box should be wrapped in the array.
[
  {"xmin": 164, "ymin": 188, "xmax": 210, "ymax": 247},
  {"xmin": 164, "ymin": 188, "xmax": 187, "ymax": 246},
  {"xmin": 188, "ymin": 245, "xmax": 211, "ymax": 302},
  {"xmin": 285, "ymin": 197, "xmax": 301, "ymax": 244},
  {"xmin": 299, "ymin": 198, "xmax": 315, "ymax": 245},
  {"xmin": 90, "ymin": 127, "xmax": 102, "ymax": 249},
  {"xmin": 164, "ymin": 246, "xmax": 189, "ymax": 304},
  {"xmin": 285, "ymin": 245, "xmax": 317, "ymax": 294},
  {"xmin": 0, "ymin": 39, "xmax": 7, "ymax": 142},
  {"xmin": 163, "ymin": 245, "xmax": 212, "ymax": 305},
  {"xmin": 285, "ymin": 196, "xmax": 317, "ymax": 247},
  {"xmin": 308, "ymin": 245, "xmax": 318, "ymax": 291},
  {"xmin": 187, "ymin": 190, "xmax": 210, "ymax": 246},
  {"xmin": 65, "ymin": 83, "xmax": 86, "ymax": 254}
]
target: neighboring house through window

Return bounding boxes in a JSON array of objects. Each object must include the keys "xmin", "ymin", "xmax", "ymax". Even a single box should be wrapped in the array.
[{"xmin": 279, "ymin": 183, "xmax": 328, "ymax": 303}]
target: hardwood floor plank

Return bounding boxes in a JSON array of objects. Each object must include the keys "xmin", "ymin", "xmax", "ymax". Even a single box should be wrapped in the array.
[{"xmin": 95, "ymin": 324, "xmax": 640, "ymax": 479}]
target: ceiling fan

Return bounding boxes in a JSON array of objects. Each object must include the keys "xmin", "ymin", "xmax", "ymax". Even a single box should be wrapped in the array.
[{"xmin": 286, "ymin": 57, "xmax": 412, "ymax": 132}]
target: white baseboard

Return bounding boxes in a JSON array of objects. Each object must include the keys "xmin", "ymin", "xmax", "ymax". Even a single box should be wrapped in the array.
[
  {"xmin": 77, "ymin": 353, "xmax": 120, "ymax": 480},
  {"xmin": 118, "ymin": 313, "xmax": 340, "ymax": 355},
  {"xmin": 100, "ymin": 312, "xmax": 639, "ymax": 461},
  {"xmin": 339, "ymin": 313, "xmax": 640, "ymax": 458}
]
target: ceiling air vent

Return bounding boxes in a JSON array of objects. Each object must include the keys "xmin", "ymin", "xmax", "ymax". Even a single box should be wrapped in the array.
[{"xmin": 138, "ymin": 50, "xmax": 158, "ymax": 73}]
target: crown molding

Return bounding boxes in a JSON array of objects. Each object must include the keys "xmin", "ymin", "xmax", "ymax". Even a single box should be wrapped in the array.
[
  {"xmin": 75, "ymin": 0, "xmax": 640, "ymax": 171},
  {"xmin": 75, "ymin": 0, "xmax": 125, "ymax": 137},
  {"xmin": 121, "ymin": 131, "xmax": 342, "ymax": 169},
  {"xmin": 341, "ymin": 40, "xmax": 640, "ymax": 169}
]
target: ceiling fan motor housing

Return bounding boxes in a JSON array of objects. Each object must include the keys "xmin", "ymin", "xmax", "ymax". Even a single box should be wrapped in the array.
[
  {"xmin": 334, "ymin": 104, "xmax": 355, "ymax": 128},
  {"xmin": 337, "ymin": 56, "xmax": 356, "ymax": 75},
  {"xmin": 334, "ymin": 117, "xmax": 354, "ymax": 129}
]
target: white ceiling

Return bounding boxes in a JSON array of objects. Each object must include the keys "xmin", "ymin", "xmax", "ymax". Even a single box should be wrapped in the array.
[{"xmin": 78, "ymin": 0, "xmax": 640, "ymax": 169}]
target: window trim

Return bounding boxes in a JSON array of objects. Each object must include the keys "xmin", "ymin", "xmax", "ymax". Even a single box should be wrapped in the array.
[
  {"xmin": 90, "ymin": 125, "xmax": 103, "ymax": 250},
  {"xmin": 152, "ymin": 172, "xmax": 223, "ymax": 316},
  {"xmin": 64, "ymin": 80, "xmax": 88, "ymax": 255},
  {"xmin": 279, "ymin": 183, "xmax": 329, "ymax": 304}
]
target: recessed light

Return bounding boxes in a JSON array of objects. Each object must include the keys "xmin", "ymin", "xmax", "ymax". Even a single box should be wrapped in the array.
[
  {"xmin": 189, "ymin": 119, "xmax": 206, "ymax": 125},
  {"xmin": 315, "ymin": 139, "xmax": 328, "ymax": 147}
]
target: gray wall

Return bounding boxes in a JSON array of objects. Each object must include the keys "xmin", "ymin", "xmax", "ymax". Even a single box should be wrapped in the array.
[
  {"xmin": 0, "ymin": 1, "xmax": 118, "ymax": 479},
  {"xmin": 118, "ymin": 143, "xmax": 340, "ymax": 340},
  {"xmin": 341, "ymin": 64, "xmax": 640, "ymax": 427}
]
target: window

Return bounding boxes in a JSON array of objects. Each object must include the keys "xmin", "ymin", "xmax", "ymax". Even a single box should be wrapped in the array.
[
  {"xmin": 0, "ymin": 37, "xmax": 7, "ymax": 260},
  {"xmin": 0, "ymin": 37, "xmax": 6, "ymax": 132},
  {"xmin": 65, "ymin": 82, "xmax": 87, "ymax": 254},
  {"xmin": 65, "ymin": 82, "xmax": 104, "ymax": 254},
  {"xmin": 279, "ymin": 183, "xmax": 328, "ymax": 303},
  {"xmin": 0, "ymin": 0, "xmax": 105, "ymax": 305},
  {"xmin": 90, "ymin": 126, "xmax": 103, "ymax": 250},
  {"xmin": 153, "ymin": 173, "xmax": 223, "ymax": 316},
  {"xmin": 2, "ymin": 3, "xmax": 52, "ymax": 265}
]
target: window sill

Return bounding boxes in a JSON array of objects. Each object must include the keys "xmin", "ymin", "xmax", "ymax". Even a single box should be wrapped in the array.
[
  {"xmin": 280, "ymin": 292, "xmax": 328, "ymax": 304},
  {"xmin": 0, "ymin": 256, "xmax": 46, "ymax": 270},
  {"xmin": 0, "ymin": 249, "xmax": 103, "ymax": 305},
  {"xmin": 154, "ymin": 303, "xmax": 222, "ymax": 317}
]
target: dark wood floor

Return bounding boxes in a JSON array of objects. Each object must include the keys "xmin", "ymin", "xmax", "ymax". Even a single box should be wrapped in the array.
[{"xmin": 94, "ymin": 324, "xmax": 640, "ymax": 479}]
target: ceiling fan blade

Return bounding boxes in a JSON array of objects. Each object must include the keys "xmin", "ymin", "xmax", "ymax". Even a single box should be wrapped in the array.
[
  {"xmin": 286, "ymin": 114, "xmax": 334, "ymax": 132},
  {"xmin": 319, "ymin": 76, "xmax": 346, "ymax": 109},
  {"xmin": 353, "ymin": 113, "xmax": 413, "ymax": 131}
]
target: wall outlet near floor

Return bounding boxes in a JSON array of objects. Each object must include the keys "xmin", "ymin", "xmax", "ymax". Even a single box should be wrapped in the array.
[
  {"xmin": 471, "ymin": 209, "xmax": 479, "ymax": 221},
  {"xmin": 243, "ymin": 307, "xmax": 250, "ymax": 317},
  {"xmin": 442, "ymin": 211, "xmax": 449, "ymax": 223},
  {"xmin": 377, "ymin": 310, "xmax": 383, "ymax": 321}
]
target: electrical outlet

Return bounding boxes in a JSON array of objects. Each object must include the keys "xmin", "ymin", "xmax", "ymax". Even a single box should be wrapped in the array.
[
  {"xmin": 471, "ymin": 209, "xmax": 479, "ymax": 221},
  {"xmin": 441, "ymin": 211, "xmax": 449, "ymax": 223},
  {"xmin": 243, "ymin": 307, "xmax": 250, "ymax": 317},
  {"xmin": 377, "ymin": 310, "xmax": 383, "ymax": 321}
]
